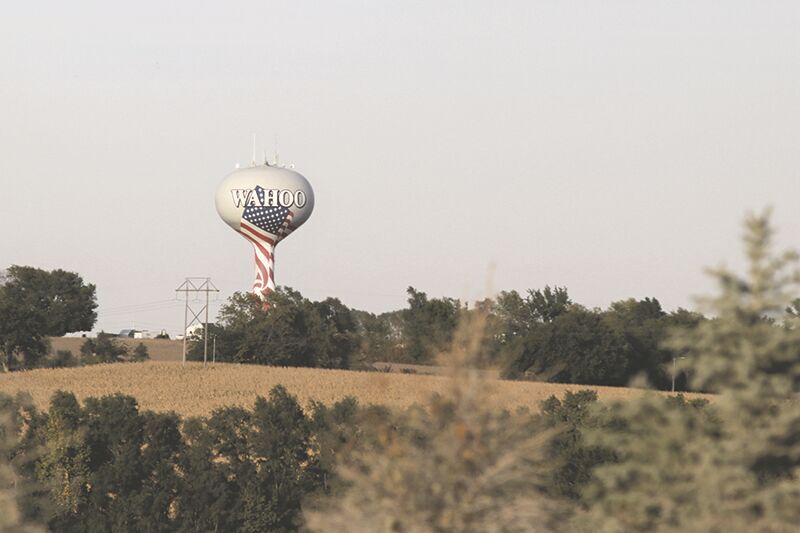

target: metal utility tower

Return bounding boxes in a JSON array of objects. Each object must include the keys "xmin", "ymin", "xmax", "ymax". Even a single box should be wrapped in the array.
[{"xmin": 175, "ymin": 277, "xmax": 219, "ymax": 366}]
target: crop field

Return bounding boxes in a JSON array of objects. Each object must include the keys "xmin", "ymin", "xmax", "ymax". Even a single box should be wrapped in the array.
[
  {"xmin": 48, "ymin": 337, "xmax": 183, "ymax": 361},
  {"xmin": 0, "ymin": 362, "xmax": 712, "ymax": 417}
]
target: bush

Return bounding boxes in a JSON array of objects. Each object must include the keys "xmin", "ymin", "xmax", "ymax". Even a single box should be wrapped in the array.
[
  {"xmin": 131, "ymin": 343, "xmax": 149, "ymax": 361},
  {"xmin": 79, "ymin": 333, "xmax": 128, "ymax": 364},
  {"xmin": 539, "ymin": 390, "xmax": 615, "ymax": 500},
  {"xmin": 45, "ymin": 350, "xmax": 79, "ymax": 368}
]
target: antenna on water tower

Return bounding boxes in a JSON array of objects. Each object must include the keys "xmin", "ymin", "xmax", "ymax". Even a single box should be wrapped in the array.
[
  {"xmin": 273, "ymin": 135, "xmax": 280, "ymax": 167},
  {"xmin": 251, "ymin": 134, "xmax": 257, "ymax": 167}
]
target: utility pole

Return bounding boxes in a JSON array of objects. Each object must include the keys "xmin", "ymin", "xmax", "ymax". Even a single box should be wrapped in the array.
[
  {"xmin": 672, "ymin": 356, "xmax": 686, "ymax": 393},
  {"xmin": 175, "ymin": 277, "xmax": 219, "ymax": 367},
  {"xmin": 672, "ymin": 356, "xmax": 676, "ymax": 393}
]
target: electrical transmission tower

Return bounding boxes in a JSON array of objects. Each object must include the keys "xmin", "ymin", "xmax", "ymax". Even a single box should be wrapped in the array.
[{"xmin": 175, "ymin": 277, "xmax": 219, "ymax": 366}]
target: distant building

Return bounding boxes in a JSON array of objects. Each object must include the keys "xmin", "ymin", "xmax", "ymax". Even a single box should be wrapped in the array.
[
  {"xmin": 176, "ymin": 323, "xmax": 215, "ymax": 341},
  {"xmin": 117, "ymin": 329, "xmax": 165, "ymax": 340}
]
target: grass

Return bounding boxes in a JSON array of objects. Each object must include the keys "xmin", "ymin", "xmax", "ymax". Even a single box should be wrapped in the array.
[{"xmin": 0, "ymin": 361, "xmax": 711, "ymax": 417}]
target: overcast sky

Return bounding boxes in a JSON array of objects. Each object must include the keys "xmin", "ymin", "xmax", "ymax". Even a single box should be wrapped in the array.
[{"xmin": 1, "ymin": 1, "xmax": 799, "ymax": 335}]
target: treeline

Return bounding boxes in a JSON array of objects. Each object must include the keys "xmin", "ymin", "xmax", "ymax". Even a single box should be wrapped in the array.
[
  {"xmin": 0, "ymin": 386, "xmax": 357, "ymax": 532},
  {"xmin": 0, "ymin": 259, "xmax": 712, "ymax": 391},
  {"xmin": 192, "ymin": 285, "xmax": 703, "ymax": 391},
  {"xmin": 0, "ymin": 382, "xmax": 708, "ymax": 532},
  {"xmin": 4, "ymin": 219, "xmax": 800, "ymax": 398},
  {"xmin": 197, "ymin": 280, "xmax": 800, "ymax": 392},
  {"xmin": 487, "ymin": 289, "xmax": 703, "ymax": 388}
]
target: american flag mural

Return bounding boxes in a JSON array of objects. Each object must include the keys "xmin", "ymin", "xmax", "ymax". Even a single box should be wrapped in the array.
[{"xmin": 238, "ymin": 186, "xmax": 295, "ymax": 305}]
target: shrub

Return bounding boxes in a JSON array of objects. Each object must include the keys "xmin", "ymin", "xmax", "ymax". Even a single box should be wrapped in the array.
[
  {"xmin": 131, "ymin": 343, "xmax": 149, "ymax": 361},
  {"xmin": 79, "ymin": 333, "xmax": 128, "ymax": 364},
  {"xmin": 45, "ymin": 350, "xmax": 79, "ymax": 368}
]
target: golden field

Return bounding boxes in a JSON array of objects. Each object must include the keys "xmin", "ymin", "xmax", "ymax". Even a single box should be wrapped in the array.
[
  {"xmin": 48, "ymin": 337, "xmax": 183, "ymax": 361},
  {"xmin": 0, "ymin": 361, "xmax": 712, "ymax": 417}
]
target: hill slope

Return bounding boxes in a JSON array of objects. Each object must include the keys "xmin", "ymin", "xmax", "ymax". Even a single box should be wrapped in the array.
[
  {"xmin": 0, "ymin": 362, "xmax": 710, "ymax": 417},
  {"xmin": 49, "ymin": 337, "xmax": 183, "ymax": 361}
]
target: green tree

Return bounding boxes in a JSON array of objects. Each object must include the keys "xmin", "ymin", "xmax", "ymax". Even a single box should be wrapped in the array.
[
  {"xmin": 603, "ymin": 297, "xmax": 669, "ymax": 387},
  {"xmin": 539, "ymin": 390, "xmax": 615, "ymax": 500},
  {"xmin": 0, "ymin": 393, "xmax": 46, "ymax": 532},
  {"xmin": 36, "ymin": 392, "xmax": 90, "ymax": 516},
  {"xmin": 178, "ymin": 415, "xmax": 241, "ymax": 532},
  {"xmin": 243, "ymin": 386, "xmax": 319, "ymax": 532},
  {"xmin": 528, "ymin": 285, "xmax": 572, "ymax": 323},
  {"xmin": 492, "ymin": 290, "xmax": 533, "ymax": 334},
  {"xmin": 349, "ymin": 309, "xmax": 404, "ymax": 364},
  {"xmin": 581, "ymin": 211, "xmax": 800, "ymax": 531},
  {"xmin": 401, "ymin": 287, "xmax": 460, "ymax": 362},
  {"xmin": 132, "ymin": 412, "xmax": 183, "ymax": 531},
  {"xmin": 504, "ymin": 307, "xmax": 631, "ymax": 385},
  {"xmin": 80, "ymin": 333, "xmax": 129, "ymax": 364},
  {"xmin": 131, "ymin": 343, "xmax": 149, "ymax": 362},
  {"xmin": 501, "ymin": 292, "xmax": 704, "ymax": 390},
  {"xmin": 307, "ymin": 396, "xmax": 364, "ymax": 491},
  {"xmin": 482, "ymin": 286, "xmax": 572, "ymax": 368},
  {"xmin": 0, "ymin": 266, "xmax": 97, "ymax": 371},
  {"xmin": 196, "ymin": 288, "xmax": 357, "ymax": 368},
  {"xmin": 481, "ymin": 290, "xmax": 536, "ymax": 366},
  {"xmin": 177, "ymin": 386, "xmax": 322, "ymax": 532},
  {"xmin": 81, "ymin": 394, "xmax": 146, "ymax": 531}
]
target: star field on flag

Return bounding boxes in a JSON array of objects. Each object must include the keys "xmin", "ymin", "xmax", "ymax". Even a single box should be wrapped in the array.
[{"xmin": 242, "ymin": 186, "xmax": 290, "ymax": 235}]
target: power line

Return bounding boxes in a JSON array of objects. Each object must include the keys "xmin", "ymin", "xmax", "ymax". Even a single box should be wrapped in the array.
[
  {"xmin": 175, "ymin": 278, "xmax": 219, "ymax": 367},
  {"xmin": 101, "ymin": 299, "xmax": 179, "ymax": 312},
  {"xmin": 100, "ymin": 302, "xmax": 185, "ymax": 318}
]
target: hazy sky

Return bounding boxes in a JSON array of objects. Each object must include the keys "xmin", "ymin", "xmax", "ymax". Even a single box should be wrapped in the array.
[{"xmin": 2, "ymin": 1, "xmax": 799, "ymax": 335}]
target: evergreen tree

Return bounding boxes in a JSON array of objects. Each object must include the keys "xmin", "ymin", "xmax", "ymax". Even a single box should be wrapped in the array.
[{"xmin": 581, "ymin": 211, "xmax": 800, "ymax": 531}]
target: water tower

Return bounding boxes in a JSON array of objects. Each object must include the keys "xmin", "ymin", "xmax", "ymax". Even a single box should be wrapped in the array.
[{"xmin": 215, "ymin": 153, "xmax": 314, "ymax": 307}]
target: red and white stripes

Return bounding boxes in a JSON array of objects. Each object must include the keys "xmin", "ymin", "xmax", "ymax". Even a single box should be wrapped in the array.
[{"xmin": 238, "ymin": 212, "xmax": 294, "ymax": 307}]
